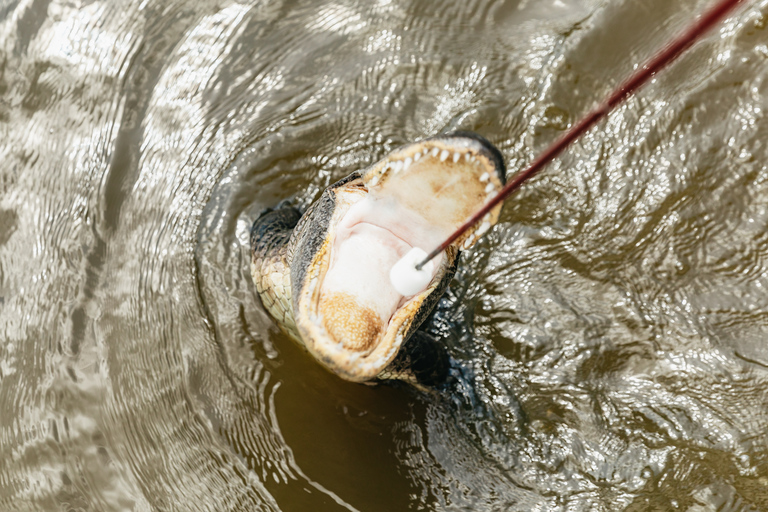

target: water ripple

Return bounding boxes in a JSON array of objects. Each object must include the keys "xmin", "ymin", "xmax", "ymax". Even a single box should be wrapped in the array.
[{"xmin": 3, "ymin": 0, "xmax": 768, "ymax": 510}]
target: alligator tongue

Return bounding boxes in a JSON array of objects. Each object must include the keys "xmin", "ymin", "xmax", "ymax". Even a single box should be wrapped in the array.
[
  {"xmin": 319, "ymin": 195, "xmax": 440, "ymax": 352},
  {"xmin": 320, "ymin": 224, "xmax": 404, "ymax": 352}
]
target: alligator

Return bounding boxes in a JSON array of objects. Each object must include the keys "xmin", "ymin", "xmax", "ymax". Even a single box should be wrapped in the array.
[{"xmin": 250, "ymin": 132, "xmax": 505, "ymax": 387}]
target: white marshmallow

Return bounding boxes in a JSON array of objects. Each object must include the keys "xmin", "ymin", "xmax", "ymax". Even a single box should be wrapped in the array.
[{"xmin": 389, "ymin": 247, "xmax": 434, "ymax": 297}]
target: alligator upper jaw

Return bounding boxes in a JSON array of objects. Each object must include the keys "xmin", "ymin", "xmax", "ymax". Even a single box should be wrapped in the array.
[{"xmin": 296, "ymin": 133, "xmax": 506, "ymax": 382}]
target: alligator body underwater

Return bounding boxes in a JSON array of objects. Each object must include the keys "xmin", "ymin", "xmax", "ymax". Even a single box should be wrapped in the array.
[{"xmin": 250, "ymin": 132, "xmax": 506, "ymax": 387}]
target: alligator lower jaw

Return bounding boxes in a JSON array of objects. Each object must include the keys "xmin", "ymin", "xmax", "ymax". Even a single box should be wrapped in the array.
[
  {"xmin": 297, "ymin": 134, "xmax": 505, "ymax": 382},
  {"xmin": 296, "ymin": 182, "xmax": 452, "ymax": 382},
  {"xmin": 319, "ymin": 213, "xmax": 441, "ymax": 354}
]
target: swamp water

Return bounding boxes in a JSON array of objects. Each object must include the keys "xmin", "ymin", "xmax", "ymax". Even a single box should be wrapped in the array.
[{"xmin": 2, "ymin": 0, "xmax": 768, "ymax": 509}]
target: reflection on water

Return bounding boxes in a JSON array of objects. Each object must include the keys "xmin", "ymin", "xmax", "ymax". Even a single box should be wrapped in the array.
[{"xmin": 2, "ymin": 0, "xmax": 768, "ymax": 509}]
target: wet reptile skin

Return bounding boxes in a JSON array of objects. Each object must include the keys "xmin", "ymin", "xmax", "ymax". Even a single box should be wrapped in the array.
[{"xmin": 250, "ymin": 205, "xmax": 303, "ymax": 341}]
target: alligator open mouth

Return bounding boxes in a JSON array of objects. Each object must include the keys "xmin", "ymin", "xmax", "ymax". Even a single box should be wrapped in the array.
[{"xmin": 294, "ymin": 133, "xmax": 506, "ymax": 382}]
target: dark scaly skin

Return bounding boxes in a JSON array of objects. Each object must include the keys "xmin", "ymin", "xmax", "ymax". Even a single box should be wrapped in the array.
[{"xmin": 250, "ymin": 205, "xmax": 302, "ymax": 340}]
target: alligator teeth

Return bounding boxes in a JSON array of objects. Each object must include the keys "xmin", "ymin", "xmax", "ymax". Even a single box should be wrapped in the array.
[
  {"xmin": 484, "ymin": 183, "xmax": 495, "ymax": 193},
  {"xmin": 370, "ymin": 147, "xmax": 491, "ymax": 187},
  {"xmin": 476, "ymin": 220, "xmax": 491, "ymax": 237}
]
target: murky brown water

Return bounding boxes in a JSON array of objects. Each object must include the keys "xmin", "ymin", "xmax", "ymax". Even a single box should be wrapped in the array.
[{"xmin": 3, "ymin": 0, "xmax": 768, "ymax": 510}]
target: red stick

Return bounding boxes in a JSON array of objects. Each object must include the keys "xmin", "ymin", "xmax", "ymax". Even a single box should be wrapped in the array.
[{"xmin": 417, "ymin": 0, "xmax": 745, "ymax": 270}]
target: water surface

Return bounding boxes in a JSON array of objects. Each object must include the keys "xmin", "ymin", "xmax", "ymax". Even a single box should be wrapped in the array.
[{"xmin": 2, "ymin": 0, "xmax": 768, "ymax": 510}]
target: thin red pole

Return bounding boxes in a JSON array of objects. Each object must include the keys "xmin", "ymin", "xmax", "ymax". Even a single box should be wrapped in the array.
[{"xmin": 417, "ymin": 0, "xmax": 745, "ymax": 270}]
